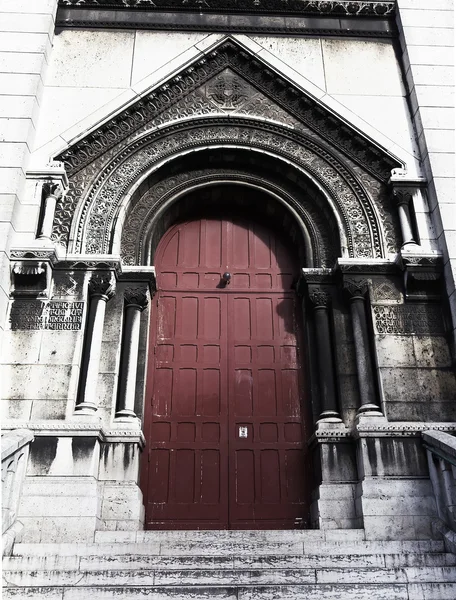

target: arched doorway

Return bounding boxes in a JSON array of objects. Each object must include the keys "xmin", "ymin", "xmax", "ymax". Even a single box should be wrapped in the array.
[{"xmin": 141, "ymin": 186, "xmax": 311, "ymax": 529}]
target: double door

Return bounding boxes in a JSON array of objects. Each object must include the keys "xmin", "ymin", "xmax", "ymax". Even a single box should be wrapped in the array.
[{"xmin": 142, "ymin": 214, "xmax": 310, "ymax": 529}]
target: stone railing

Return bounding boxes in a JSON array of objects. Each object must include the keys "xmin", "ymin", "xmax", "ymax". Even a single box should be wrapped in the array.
[
  {"xmin": 423, "ymin": 430, "xmax": 456, "ymax": 553},
  {"xmin": 2, "ymin": 429, "xmax": 34, "ymax": 556}
]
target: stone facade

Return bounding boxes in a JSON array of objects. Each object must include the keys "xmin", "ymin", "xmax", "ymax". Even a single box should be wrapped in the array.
[{"xmin": 1, "ymin": 0, "xmax": 455, "ymax": 558}]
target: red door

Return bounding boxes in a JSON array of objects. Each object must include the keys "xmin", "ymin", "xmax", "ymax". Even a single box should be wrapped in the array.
[{"xmin": 142, "ymin": 211, "xmax": 310, "ymax": 529}]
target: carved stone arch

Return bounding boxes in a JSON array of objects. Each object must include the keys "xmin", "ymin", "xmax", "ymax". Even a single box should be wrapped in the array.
[
  {"xmin": 64, "ymin": 118, "xmax": 398, "ymax": 262},
  {"xmin": 51, "ymin": 38, "xmax": 402, "ymax": 258},
  {"xmin": 117, "ymin": 147, "xmax": 346, "ymax": 268}
]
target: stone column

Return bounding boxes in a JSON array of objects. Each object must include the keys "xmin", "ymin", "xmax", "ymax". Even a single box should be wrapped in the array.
[
  {"xmin": 115, "ymin": 287, "xmax": 149, "ymax": 422},
  {"xmin": 37, "ymin": 183, "xmax": 63, "ymax": 240},
  {"xmin": 344, "ymin": 278, "xmax": 382, "ymax": 416},
  {"xmin": 393, "ymin": 187, "xmax": 419, "ymax": 249},
  {"xmin": 75, "ymin": 272, "xmax": 115, "ymax": 415},
  {"xmin": 308, "ymin": 288, "xmax": 342, "ymax": 423}
]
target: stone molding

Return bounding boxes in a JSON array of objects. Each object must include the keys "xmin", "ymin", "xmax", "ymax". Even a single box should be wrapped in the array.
[
  {"xmin": 1, "ymin": 423, "xmax": 145, "ymax": 447},
  {"xmin": 353, "ymin": 422, "xmax": 456, "ymax": 439},
  {"xmin": 58, "ymin": 0, "xmax": 396, "ymax": 17},
  {"xmin": 56, "ymin": 41, "xmax": 399, "ymax": 182}
]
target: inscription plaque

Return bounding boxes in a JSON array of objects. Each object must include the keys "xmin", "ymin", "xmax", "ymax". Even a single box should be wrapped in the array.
[
  {"xmin": 373, "ymin": 304, "xmax": 444, "ymax": 335},
  {"xmin": 10, "ymin": 300, "xmax": 85, "ymax": 331}
]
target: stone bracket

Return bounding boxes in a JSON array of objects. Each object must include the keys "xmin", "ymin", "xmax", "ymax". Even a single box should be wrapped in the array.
[{"xmin": 396, "ymin": 252, "xmax": 444, "ymax": 301}]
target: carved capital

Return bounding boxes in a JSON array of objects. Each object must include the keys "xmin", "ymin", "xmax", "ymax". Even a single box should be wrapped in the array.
[
  {"xmin": 88, "ymin": 272, "xmax": 115, "ymax": 300},
  {"xmin": 124, "ymin": 286, "xmax": 149, "ymax": 311},
  {"xmin": 392, "ymin": 187, "xmax": 413, "ymax": 207},
  {"xmin": 43, "ymin": 182, "xmax": 64, "ymax": 201},
  {"xmin": 308, "ymin": 289, "xmax": 331, "ymax": 308},
  {"xmin": 343, "ymin": 277, "xmax": 369, "ymax": 299}
]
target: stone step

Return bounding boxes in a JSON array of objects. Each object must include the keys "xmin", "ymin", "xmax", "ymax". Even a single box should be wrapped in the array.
[
  {"xmin": 4, "ymin": 583, "xmax": 456, "ymax": 600},
  {"xmin": 93, "ymin": 529, "xmax": 366, "ymax": 544},
  {"xmin": 3, "ymin": 565, "xmax": 456, "ymax": 588},
  {"xmin": 5, "ymin": 552, "xmax": 456, "ymax": 572},
  {"xmin": 11, "ymin": 539, "xmax": 446, "ymax": 557}
]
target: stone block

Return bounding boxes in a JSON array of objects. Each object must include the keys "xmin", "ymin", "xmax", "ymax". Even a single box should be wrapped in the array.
[
  {"xmin": 96, "ymin": 372, "xmax": 118, "ymax": 413},
  {"xmin": 402, "ymin": 26, "xmax": 454, "ymax": 47},
  {"xmin": 364, "ymin": 515, "xmax": 417, "ymax": 540},
  {"xmin": 39, "ymin": 516, "xmax": 101, "ymax": 543},
  {"xmin": 0, "ymin": 73, "xmax": 42, "ymax": 96},
  {"xmin": 1, "ymin": 13, "xmax": 54, "ymax": 34},
  {"xmin": 322, "ymin": 39, "xmax": 404, "ymax": 96},
  {"xmin": 375, "ymin": 335, "xmax": 415, "ymax": 368},
  {"xmin": 0, "ymin": 167, "xmax": 25, "ymax": 195},
  {"xmin": 100, "ymin": 482, "xmax": 143, "ymax": 521},
  {"xmin": 98, "ymin": 442, "xmax": 141, "ymax": 482},
  {"xmin": 0, "ymin": 31, "xmax": 50, "ymax": 54},
  {"xmin": 38, "ymin": 329, "xmax": 83, "ymax": 365},
  {"xmin": 407, "ymin": 45, "xmax": 454, "ymax": 67},
  {"xmin": 30, "ymin": 399, "xmax": 66, "ymax": 420},
  {"xmin": 0, "ymin": 51, "xmax": 45, "ymax": 75},
  {"xmin": 46, "ymin": 30, "xmax": 134, "ymax": 89},
  {"xmin": 1, "ymin": 329, "xmax": 42, "ymax": 364},
  {"xmin": 359, "ymin": 437, "xmax": 428, "ymax": 477},
  {"xmin": 1, "ymin": 363, "xmax": 73, "ymax": 400},
  {"xmin": 399, "ymin": 9, "xmax": 454, "ymax": 28},
  {"xmin": 251, "ymin": 36, "xmax": 325, "ymax": 90},
  {"xmin": 407, "ymin": 583, "xmax": 456, "ymax": 600},
  {"xmin": 99, "ymin": 340, "xmax": 119, "ymax": 373},
  {"xmin": 412, "ymin": 336, "xmax": 452, "ymax": 368},
  {"xmin": 33, "ymin": 86, "xmax": 125, "ymax": 151},
  {"xmin": 19, "ymin": 491, "xmax": 99, "ymax": 518},
  {"xmin": 0, "ymin": 142, "xmax": 29, "ymax": 168},
  {"xmin": 132, "ymin": 31, "xmax": 206, "ymax": 85},
  {"xmin": 0, "ymin": 398, "xmax": 32, "ymax": 420},
  {"xmin": 381, "ymin": 367, "xmax": 456, "ymax": 405},
  {"xmin": 406, "ymin": 65, "xmax": 454, "ymax": 88}
]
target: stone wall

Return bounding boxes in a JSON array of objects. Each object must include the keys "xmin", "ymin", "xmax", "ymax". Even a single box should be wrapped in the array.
[
  {"xmin": 0, "ymin": 0, "xmax": 58, "ymax": 349},
  {"xmin": 396, "ymin": 0, "xmax": 456, "ymax": 349}
]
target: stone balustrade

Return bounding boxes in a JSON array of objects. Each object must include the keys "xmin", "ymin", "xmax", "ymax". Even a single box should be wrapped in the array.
[
  {"xmin": 2, "ymin": 429, "xmax": 34, "ymax": 556},
  {"xmin": 423, "ymin": 430, "xmax": 456, "ymax": 553}
]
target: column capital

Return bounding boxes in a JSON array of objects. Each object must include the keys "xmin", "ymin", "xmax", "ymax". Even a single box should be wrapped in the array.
[
  {"xmin": 308, "ymin": 288, "xmax": 331, "ymax": 308},
  {"xmin": 42, "ymin": 182, "xmax": 65, "ymax": 201},
  {"xmin": 124, "ymin": 286, "xmax": 149, "ymax": 311},
  {"xmin": 342, "ymin": 277, "xmax": 369, "ymax": 299},
  {"xmin": 88, "ymin": 272, "xmax": 116, "ymax": 300}
]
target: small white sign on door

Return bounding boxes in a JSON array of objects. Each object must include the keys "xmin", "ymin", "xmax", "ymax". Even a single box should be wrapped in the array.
[{"xmin": 239, "ymin": 426, "xmax": 248, "ymax": 438}]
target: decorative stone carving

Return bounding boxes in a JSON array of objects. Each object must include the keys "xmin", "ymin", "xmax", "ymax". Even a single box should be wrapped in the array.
[
  {"xmin": 343, "ymin": 277, "xmax": 369, "ymax": 298},
  {"xmin": 372, "ymin": 305, "xmax": 445, "ymax": 335},
  {"xmin": 206, "ymin": 70, "xmax": 249, "ymax": 109},
  {"xmin": 66, "ymin": 121, "xmax": 383, "ymax": 261},
  {"xmin": 56, "ymin": 40, "xmax": 399, "ymax": 182},
  {"xmin": 124, "ymin": 287, "xmax": 149, "ymax": 310},
  {"xmin": 121, "ymin": 167, "xmax": 335, "ymax": 267},
  {"xmin": 58, "ymin": 0, "xmax": 396, "ymax": 17},
  {"xmin": 308, "ymin": 289, "xmax": 331, "ymax": 308},
  {"xmin": 88, "ymin": 272, "xmax": 115, "ymax": 300}
]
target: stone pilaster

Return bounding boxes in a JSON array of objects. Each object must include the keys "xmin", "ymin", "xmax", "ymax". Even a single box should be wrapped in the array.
[
  {"xmin": 115, "ymin": 286, "xmax": 149, "ymax": 422},
  {"xmin": 75, "ymin": 272, "xmax": 115, "ymax": 415}
]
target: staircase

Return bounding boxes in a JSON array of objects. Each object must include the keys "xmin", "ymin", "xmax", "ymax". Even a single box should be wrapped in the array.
[{"xmin": 3, "ymin": 529, "xmax": 456, "ymax": 599}]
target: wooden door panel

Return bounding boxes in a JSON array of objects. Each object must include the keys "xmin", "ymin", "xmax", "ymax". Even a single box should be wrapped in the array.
[{"xmin": 143, "ymin": 210, "xmax": 310, "ymax": 530}]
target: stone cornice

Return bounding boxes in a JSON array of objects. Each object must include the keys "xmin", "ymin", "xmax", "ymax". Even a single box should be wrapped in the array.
[{"xmin": 58, "ymin": 0, "xmax": 396, "ymax": 17}]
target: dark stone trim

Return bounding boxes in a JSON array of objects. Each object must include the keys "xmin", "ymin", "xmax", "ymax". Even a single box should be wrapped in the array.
[
  {"xmin": 56, "ymin": 9, "xmax": 396, "ymax": 36},
  {"xmin": 58, "ymin": 0, "xmax": 396, "ymax": 17}
]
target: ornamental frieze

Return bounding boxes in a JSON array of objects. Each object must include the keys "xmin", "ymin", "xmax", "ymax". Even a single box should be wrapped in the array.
[{"xmin": 58, "ymin": 0, "xmax": 396, "ymax": 17}]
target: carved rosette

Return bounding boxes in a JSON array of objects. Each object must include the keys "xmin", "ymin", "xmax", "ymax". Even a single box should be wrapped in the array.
[
  {"xmin": 88, "ymin": 272, "xmax": 115, "ymax": 300},
  {"xmin": 124, "ymin": 287, "xmax": 149, "ymax": 311}
]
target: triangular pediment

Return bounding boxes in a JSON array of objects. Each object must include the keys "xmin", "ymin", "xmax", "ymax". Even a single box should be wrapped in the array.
[{"xmin": 57, "ymin": 39, "xmax": 400, "ymax": 181}]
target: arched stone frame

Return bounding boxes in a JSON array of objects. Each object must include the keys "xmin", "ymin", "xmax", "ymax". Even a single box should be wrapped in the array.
[{"xmin": 57, "ymin": 117, "xmax": 401, "ymax": 265}]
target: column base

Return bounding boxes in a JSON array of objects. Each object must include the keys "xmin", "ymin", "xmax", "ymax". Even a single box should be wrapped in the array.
[
  {"xmin": 356, "ymin": 403, "xmax": 384, "ymax": 418},
  {"xmin": 74, "ymin": 403, "xmax": 98, "ymax": 415},
  {"xmin": 113, "ymin": 413, "xmax": 142, "ymax": 428},
  {"xmin": 317, "ymin": 411, "xmax": 343, "ymax": 424}
]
